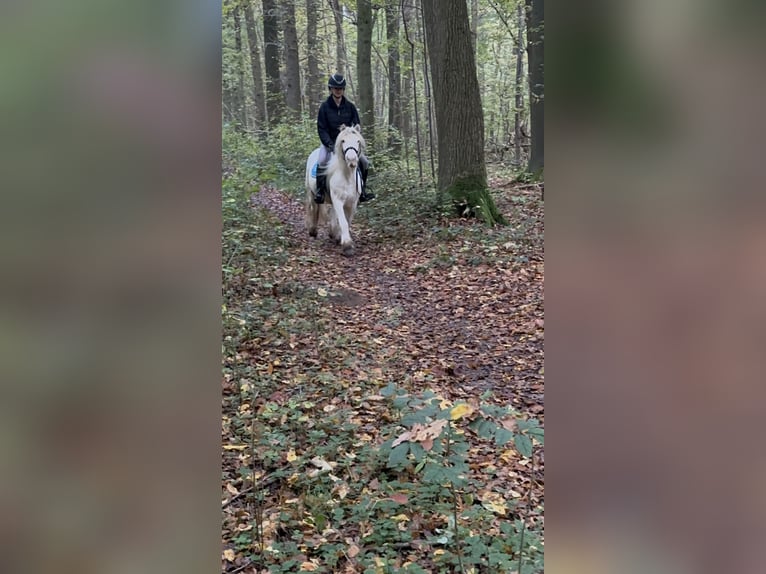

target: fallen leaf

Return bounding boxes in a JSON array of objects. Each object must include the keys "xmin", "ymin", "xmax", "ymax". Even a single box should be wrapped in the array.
[
  {"xmin": 479, "ymin": 491, "xmax": 508, "ymax": 515},
  {"xmin": 500, "ymin": 417, "xmax": 518, "ymax": 432},
  {"xmin": 389, "ymin": 493, "xmax": 409, "ymax": 504},
  {"xmin": 308, "ymin": 456, "xmax": 336, "ymax": 477},
  {"xmin": 450, "ymin": 403, "xmax": 474, "ymax": 421},
  {"xmin": 391, "ymin": 430, "xmax": 413, "ymax": 447},
  {"xmin": 334, "ymin": 482, "xmax": 350, "ymax": 499},
  {"xmin": 499, "ymin": 449, "xmax": 516, "ymax": 463},
  {"xmin": 223, "ymin": 549, "xmax": 235, "ymax": 562}
]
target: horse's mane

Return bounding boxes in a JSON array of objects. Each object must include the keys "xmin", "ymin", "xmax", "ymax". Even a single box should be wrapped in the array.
[{"xmin": 326, "ymin": 125, "xmax": 365, "ymax": 181}]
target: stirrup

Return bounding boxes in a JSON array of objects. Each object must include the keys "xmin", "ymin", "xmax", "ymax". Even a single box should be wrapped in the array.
[
  {"xmin": 359, "ymin": 189, "xmax": 375, "ymax": 202},
  {"xmin": 314, "ymin": 188, "xmax": 325, "ymax": 204}
]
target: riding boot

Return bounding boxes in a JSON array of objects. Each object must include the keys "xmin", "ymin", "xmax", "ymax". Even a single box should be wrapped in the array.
[
  {"xmin": 359, "ymin": 164, "xmax": 375, "ymax": 202},
  {"xmin": 315, "ymin": 170, "xmax": 327, "ymax": 204}
]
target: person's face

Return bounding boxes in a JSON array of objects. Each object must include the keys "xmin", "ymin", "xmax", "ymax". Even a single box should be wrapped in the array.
[{"xmin": 331, "ymin": 87, "xmax": 344, "ymax": 98}]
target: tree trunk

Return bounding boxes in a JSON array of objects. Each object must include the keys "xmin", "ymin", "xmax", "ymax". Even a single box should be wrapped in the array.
[
  {"xmin": 281, "ymin": 0, "xmax": 302, "ymax": 117},
  {"xmin": 328, "ymin": 0, "xmax": 346, "ymax": 73},
  {"xmin": 526, "ymin": 0, "xmax": 544, "ymax": 175},
  {"xmin": 514, "ymin": 2, "xmax": 525, "ymax": 166},
  {"xmin": 418, "ymin": 2, "xmax": 436, "ymax": 181},
  {"xmin": 421, "ymin": 0, "xmax": 505, "ymax": 224},
  {"xmin": 222, "ymin": 3, "xmax": 239, "ymax": 127},
  {"xmin": 232, "ymin": 5, "xmax": 248, "ymax": 130},
  {"xmin": 471, "ymin": 0, "xmax": 479, "ymax": 61},
  {"xmin": 356, "ymin": 0, "xmax": 375, "ymax": 145},
  {"xmin": 385, "ymin": 0, "xmax": 402, "ymax": 153},
  {"xmin": 243, "ymin": 1, "xmax": 266, "ymax": 128},
  {"xmin": 402, "ymin": 0, "xmax": 422, "ymax": 181},
  {"xmin": 306, "ymin": 0, "xmax": 323, "ymax": 110},
  {"xmin": 262, "ymin": 0, "xmax": 283, "ymax": 125}
]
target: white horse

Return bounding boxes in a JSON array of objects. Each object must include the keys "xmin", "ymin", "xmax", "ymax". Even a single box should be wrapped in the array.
[{"xmin": 305, "ymin": 124, "xmax": 365, "ymax": 256}]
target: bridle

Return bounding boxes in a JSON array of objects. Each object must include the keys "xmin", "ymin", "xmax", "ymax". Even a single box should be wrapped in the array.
[{"xmin": 342, "ymin": 142, "xmax": 361, "ymax": 160}]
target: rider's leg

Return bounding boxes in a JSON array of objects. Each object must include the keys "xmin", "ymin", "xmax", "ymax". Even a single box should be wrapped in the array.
[
  {"xmin": 358, "ymin": 155, "xmax": 375, "ymax": 202},
  {"xmin": 315, "ymin": 146, "xmax": 331, "ymax": 204}
]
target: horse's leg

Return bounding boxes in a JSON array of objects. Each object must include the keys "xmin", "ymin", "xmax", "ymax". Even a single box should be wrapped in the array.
[
  {"xmin": 344, "ymin": 200, "xmax": 356, "ymax": 229},
  {"xmin": 327, "ymin": 208, "xmax": 340, "ymax": 243},
  {"xmin": 331, "ymin": 194, "xmax": 354, "ymax": 256},
  {"xmin": 306, "ymin": 185, "xmax": 319, "ymax": 238}
]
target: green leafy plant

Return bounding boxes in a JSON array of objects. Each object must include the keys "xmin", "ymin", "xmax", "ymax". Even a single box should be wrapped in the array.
[{"xmin": 378, "ymin": 383, "xmax": 544, "ymax": 572}]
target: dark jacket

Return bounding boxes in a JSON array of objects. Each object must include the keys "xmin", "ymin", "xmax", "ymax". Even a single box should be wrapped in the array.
[{"xmin": 317, "ymin": 95, "xmax": 361, "ymax": 149}]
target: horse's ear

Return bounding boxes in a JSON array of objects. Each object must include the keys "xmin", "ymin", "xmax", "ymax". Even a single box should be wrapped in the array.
[
  {"xmin": 354, "ymin": 123, "xmax": 361, "ymax": 132},
  {"xmin": 339, "ymin": 123, "xmax": 346, "ymax": 130}
]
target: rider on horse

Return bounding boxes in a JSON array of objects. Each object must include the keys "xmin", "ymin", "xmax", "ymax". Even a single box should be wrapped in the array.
[{"xmin": 314, "ymin": 74, "xmax": 374, "ymax": 204}]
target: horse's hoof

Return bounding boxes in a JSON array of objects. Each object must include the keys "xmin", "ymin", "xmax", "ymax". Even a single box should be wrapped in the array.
[
  {"xmin": 341, "ymin": 245, "xmax": 355, "ymax": 257},
  {"xmin": 309, "ymin": 229, "xmax": 317, "ymax": 238}
]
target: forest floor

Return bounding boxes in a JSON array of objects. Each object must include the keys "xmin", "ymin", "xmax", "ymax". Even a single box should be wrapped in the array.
[{"xmin": 222, "ymin": 175, "xmax": 544, "ymax": 573}]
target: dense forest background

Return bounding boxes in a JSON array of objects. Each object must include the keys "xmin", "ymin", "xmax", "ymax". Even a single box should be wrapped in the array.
[{"xmin": 222, "ymin": 0, "xmax": 543, "ymax": 187}]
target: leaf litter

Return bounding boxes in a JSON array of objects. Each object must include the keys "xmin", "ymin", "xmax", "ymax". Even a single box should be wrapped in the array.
[{"xmin": 223, "ymin": 178, "xmax": 544, "ymax": 572}]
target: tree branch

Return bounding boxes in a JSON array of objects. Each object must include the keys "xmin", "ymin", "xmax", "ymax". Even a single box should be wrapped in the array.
[{"xmin": 485, "ymin": 0, "xmax": 519, "ymax": 45}]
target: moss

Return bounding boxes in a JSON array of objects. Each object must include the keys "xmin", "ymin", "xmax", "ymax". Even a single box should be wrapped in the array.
[{"xmin": 445, "ymin": 175, "xmax": 508, "ymax": 226}]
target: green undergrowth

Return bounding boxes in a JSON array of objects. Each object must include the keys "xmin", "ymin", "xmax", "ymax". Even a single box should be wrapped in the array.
[
  {"xmin": 222, "ymin": 129, "xmax": 544, "ymax": 573},
  {"xmin": 222, "ymin": 371, "xmax": 545, "ymax": 573},
  {"xmin": 358, "ymin": 181, "xmax": 543, "ymax": 271}
]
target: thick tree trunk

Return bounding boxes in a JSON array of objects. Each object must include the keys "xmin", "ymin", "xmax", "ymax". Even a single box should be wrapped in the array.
[
  {"xmin": 262, "ymin": 0, "xmax": 283, "ymax": 125},
  {"xmin": 356, "ymin": 0, "xmax": 375, "ymax": 145},
  {"xmin": 282, "ymin": 0, "xmax": 302, "ymax": 117},
  {"xmin": 243, "ymin": 1, "xmax": 266, "ymax": 128},
  {"xmin": 421, "ymin": 0, "xmax": 505, "ymax": 224},
  {"xmin": 526, "ymin": 0, "xmax": 544, "ymax": 174},
  {"xmin": 305, "ymin": 0, "xmax": 323, "ymax": 110}
]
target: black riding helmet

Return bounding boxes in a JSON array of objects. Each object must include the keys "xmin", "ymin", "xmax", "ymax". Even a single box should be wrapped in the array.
[{"xmin": 327, "ymin": 74, "xmax": 346, "ymax": 89}]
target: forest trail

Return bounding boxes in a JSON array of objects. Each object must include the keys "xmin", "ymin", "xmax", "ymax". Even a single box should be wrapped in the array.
[
  {"xmin": 249, "ymin": 184, "xmax": 544, "ymax": 414},
  {"xmin": 222, "ymin": 182, "xmax": 544, "ymax": 572}
]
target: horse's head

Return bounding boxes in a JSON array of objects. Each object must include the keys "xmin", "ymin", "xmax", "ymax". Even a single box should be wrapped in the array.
[{"xmin": 335, "ymin": 124, "xmax": 365, "ymax": 170}]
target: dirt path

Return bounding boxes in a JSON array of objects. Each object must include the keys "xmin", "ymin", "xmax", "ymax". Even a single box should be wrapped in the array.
[
  {"xmin": 250, "ymin": 185, "xmax": 544, "ymax": 416},
  {"xmin": 224, "ymin": 183, "xmax": 545, "ymax": 572}
]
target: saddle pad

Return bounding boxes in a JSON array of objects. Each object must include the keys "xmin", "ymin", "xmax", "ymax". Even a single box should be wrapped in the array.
[{"xmin": 311, "ymin": 162, "xmax": 318, "ymax": 178}]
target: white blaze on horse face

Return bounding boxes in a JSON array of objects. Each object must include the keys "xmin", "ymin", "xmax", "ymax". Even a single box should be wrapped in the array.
[{"xmin": 341, "ymin": 138, "xmax": 360, "ymax": 168}]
